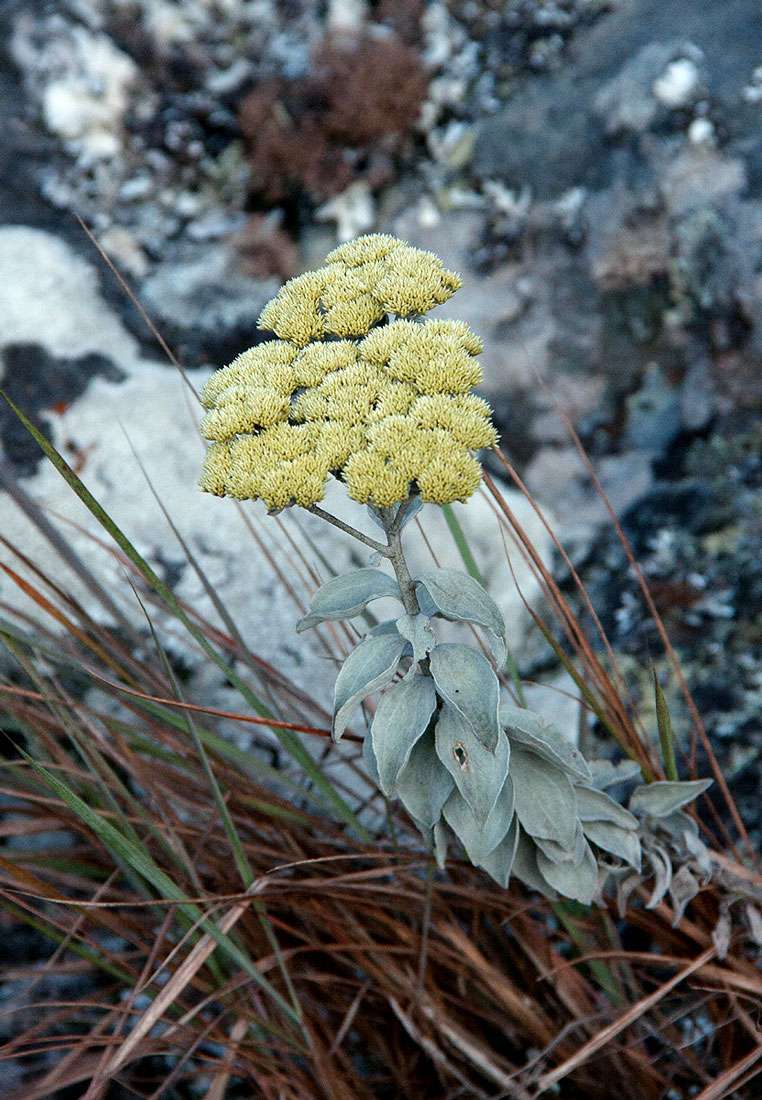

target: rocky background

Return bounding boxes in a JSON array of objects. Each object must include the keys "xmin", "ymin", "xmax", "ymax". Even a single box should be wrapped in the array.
[{"xmin": 1, "ymin": 0, "xmax": 761, "ymax": 849}]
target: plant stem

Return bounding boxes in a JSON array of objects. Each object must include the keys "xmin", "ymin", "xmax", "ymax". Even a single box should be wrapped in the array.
[
  {"xmin": 308, "ymin": 505, "xmax": 390, "ymax": 556},
  {"xmin": 383, "ymin": 512, "xmax": 420, "ymax": 618}
]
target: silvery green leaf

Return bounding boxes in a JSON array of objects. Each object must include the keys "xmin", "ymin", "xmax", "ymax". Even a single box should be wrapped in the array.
[
  {"xmin": 576, "ymin": 786, "xmax": 638, "ymax": 830},
  {"xmin": 629, "ymin": 778, "xmax": 712, "ymax": 819},
  {"xmin": 479, "ymin": 816, "xmax": 520, "ymax": 888},
  {"xmin": 535, "ymin": 823, "xmax": 587, "ymax": 866},
  {"xmin": 415, "ymin": 570, "xmax": 507, "ymax": 665},
  {"xmin": 537, "ymin": 839, "xmax": 598, "ymax": 905},
  {"xmin": 435, "ymin": 704, "xmax": 511, "ymax": 825},
  {"xmin": 434, "ymin": 818, "xmax": 448, "ymax": 869},
  {"xmin": 398, "ymin": 496, "xmax": 423, "ymax": 528},
  {"xmin": 396, "ymin": 729, "xmax": 454, "ymax": 829},
  {"xmin": 362, "ymin": 729, "xmax": 381, "ymax": 787},
  {"xmin": 371, "ymin": 673, "xmax": 437, "ymax": 795},
  {"xmin": 582, "ymin": 819, "xmax": 642, "ymax": 871},
  {"xmin": 510, "ymin": 747, "xmax": 578, "ymax": 849},
  {"xmin": 296, "ymin": 568, "xmax": 402, "ymax": 631},
  {"xmin": 430, "ymin": 643, "xmax": 500, "ymax": 752},
  {"xmin": 645, "ymin": 844, "xmax": 673, "ymax": 908},
  {"xmin": 670, "ymin": 866, "xmax": 701, "ymax": 928},
  {"xmin": 332, "ymin": 633, "xmax": 408, "ymax": 741},
  {"xmin": 745, "ymin": 904, "xmax": 762, "ymax": 948},
  {"xmin": 616, "ymin": 872, "xmax": 641, "ymax": 918},
  {"xmin": 443, "ymin": 776, "xmax": 515, "ymax": 864},
  {"xmin": 512, "ymin": 828, "xmax": 559, "ymax": 899},
  {"xmin": 395, "ymin": 613, "xmax": 435, "ymax": 665},
  {"xmin": 500, "ymin": 704, "xmax": 591, "ymax": 782},
  {"xmin": 588, "ymin": 758, "xmax": 643, "ymax": 790},
  {"xmin": 369, "ymin": 619, "xmax": 404, "ymax": 637},
  {"xmin": 367, "ymin": 550, "xmax": 384, "ymax": 566}
]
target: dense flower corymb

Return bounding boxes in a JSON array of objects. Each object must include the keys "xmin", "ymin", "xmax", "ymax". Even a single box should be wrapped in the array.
[{"xmin": 199, "ymin": 234, "xmax": 498, "ymax": 511}]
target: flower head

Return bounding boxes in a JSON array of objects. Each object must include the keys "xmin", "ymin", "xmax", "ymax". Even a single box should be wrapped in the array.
[{"xmin": 199, "ymin": 234, "xmax": 497, "ymax": 510}]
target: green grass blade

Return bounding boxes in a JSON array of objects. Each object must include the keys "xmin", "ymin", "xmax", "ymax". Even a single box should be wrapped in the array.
[
  {"xmin": 653, "ymin": 667, "xmax": 678, "ymax": 782},
  {"xmin": 0, "ymin": 389, "xmax": 370, "ymax": 840}
]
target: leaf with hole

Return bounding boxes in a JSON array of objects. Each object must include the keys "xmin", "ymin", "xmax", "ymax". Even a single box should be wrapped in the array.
[
  {"xmin": 434, "ymin": 704, "xmax": 510, "ymax": 826},
  {"xmin": 395, "ymin": 613, "xmax": 435, "ymax": 665},
  {"xmin": 332, "ymin": 633, "xmax": 409, "ymax": 741},
  {"xmin": 296, "ymin": 568, "xmax": 402, "ymax": 632},
  {"xmin": 370, "ymin": 673, "xmax": 437, "ymax": 795},
  {"xmin": 429, "ymin": 643, "xmax": 500, "ymax": 752}
]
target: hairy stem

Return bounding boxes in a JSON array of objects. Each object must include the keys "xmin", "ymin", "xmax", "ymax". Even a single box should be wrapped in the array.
[
  {"xmin": 383, "ymin": 514, "xmax": 420, "ymax": 618},
  {"xmin": 308, "ymin": 505, "xmax": 390, "ymax": 556}
]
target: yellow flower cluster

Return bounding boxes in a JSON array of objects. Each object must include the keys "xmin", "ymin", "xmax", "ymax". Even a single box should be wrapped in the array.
[
  {"xmin": 199, "ymin": 235, "xmax": 498, "ymax": 511},
  {"xmin": 257, "ymin": 234, "xmax": 462, "ymax": 345}
]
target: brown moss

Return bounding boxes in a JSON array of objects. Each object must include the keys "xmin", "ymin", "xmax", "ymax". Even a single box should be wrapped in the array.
[{"xmin": 238, "ymin": 35, "xmax": 428, "ymax": 205}]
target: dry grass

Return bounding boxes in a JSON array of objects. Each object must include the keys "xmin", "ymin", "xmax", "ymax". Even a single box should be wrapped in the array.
[{"xmin": 1, "ymin": 291, "xmax": 761, "ymax": 1098}]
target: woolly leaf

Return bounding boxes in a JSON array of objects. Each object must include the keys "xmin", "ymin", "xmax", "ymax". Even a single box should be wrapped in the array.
[
  {"xmin": 500, "ymin": 704, "xmax": 591, "ymax": 782},
  {"xmin": 479, "ymin": 816, "xmax": 520, "ymax": 888},
  {"xmin": 332, "ymin": 633, "xmax": 409, "ymax": 741},
  {"xmin": 537, "ymin": 839, "xmax": 598, "ymax": 904},
  {"xmin": 646, "ymin": 843, "xmax": 673, "ymax": 908},
  {"xmin": 576, "ymin": 785, "xmax": 638, "ymax": 830},
  {"xmin": 582, "ymin": 819, "xmax": 642, "ymax": 871},
  {"xmin": 395, "ymin": 613, "xmax": 435, "ymax": 665},
  {"xmin": 512, "ymin": 828, "xmax": 559, "ymax": 899},
  {"xmin": 415, "ymin": 569, "xmax": 507, "ymax": 665},
  {"xmin": 442, "ymin": 776, "xmax": 515, "ymax": 864},
  {"xmin": 433, "ymin": 819, "xmax": 448, "ymax": 869},
  {"xmin": 588, "ymin": 758, "xmax": 643, "ymax": 790},
  {"xmin": 669, "ymin": 866, "xmax": 701, "ymax": 927},
  {"xmin": 534, "ymin": 823, "xmax": 587, "ymax": 866},
  {"xmin": 629, "ymin": 779, "xmax": 712, "ymax": 819},
  {"xmin": 429, "ymin": 643, "xmax": 500, "ymax": 752},
  {"xmin": 510, "ymin": 747, "xmax": 578, "ymax": 849},
  {"xmin": 362, "ymin": 729, "xmax": 381, "ymax": 787},
  {"xmin": 396, "ymin": 729, "xmax": 454, "ymax": 829},
  {"xmin": 296, "ymin": 568, "xmax": 402, "ymax": 631},
  {"xmin": 371, "ymin": 673, "xmax": 437, "ymax": 795},
  {"xmin": 435, "ymin": 704, "xmax": 510, "ymax": 825}
]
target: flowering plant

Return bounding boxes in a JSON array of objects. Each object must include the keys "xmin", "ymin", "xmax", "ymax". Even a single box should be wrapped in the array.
[{"xmin": 200, "ymin": 234, "xmax": 711, "ymax": 907}]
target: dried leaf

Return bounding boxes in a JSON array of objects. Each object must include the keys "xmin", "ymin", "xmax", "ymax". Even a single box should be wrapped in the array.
[
  {"xmin": 332, "ymin": 633, "xmax": 409, "ymax": 741},
  {"xmin": 415, "ymin": 569, "xmax": 507, "ymax": 664},
  {"xmin": 296, "ymin": 568, "xmax": 402, "ymax": 631},
  {"xmin": 629, "ymin": 779, "xmax": 712, "ymax": 819},
  {"xmin": 396, "ymin": 729, "xmax": 454, "ymax": 829},
  {"xmin": 510, "ymin": 747, "xmax": 578, "ymax": 849},
  {"xmin": 429, "ymin": 643, "xmax": 500, "ymax": 752},
  {"xmin": 435, "ymin": 704, "xmax": 510, "ymax": 826},
  {"xmin": 371, "ymin": 673, "xmax": 437, "ymax": 795},
  {"xmin": 501, "ymin": 704, "xmax": 591, "ymax": 782}
]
